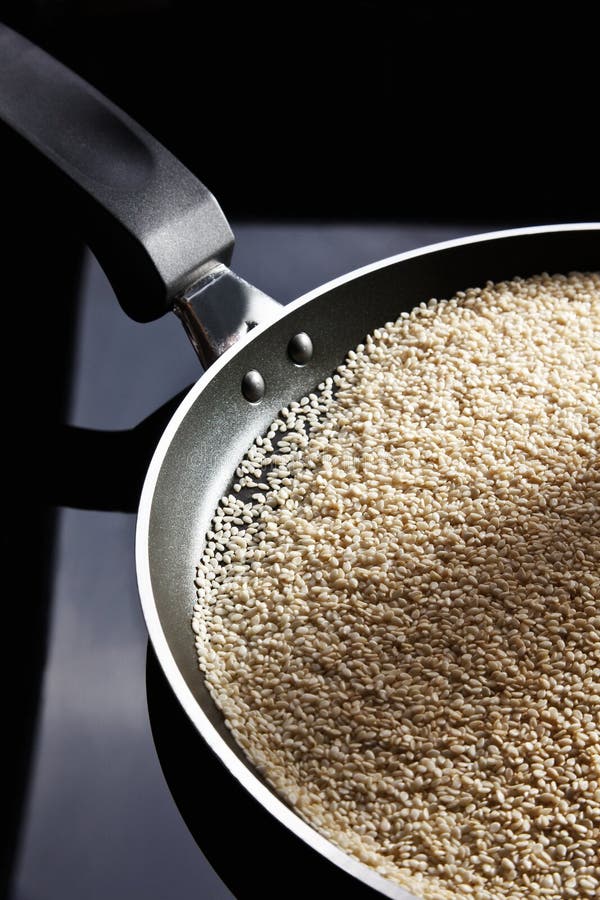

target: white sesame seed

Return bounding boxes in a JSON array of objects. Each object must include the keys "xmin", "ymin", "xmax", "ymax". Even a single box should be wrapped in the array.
[{"xmin": 192, "ymin": 272, "xmax": 600, "ymax": 900}]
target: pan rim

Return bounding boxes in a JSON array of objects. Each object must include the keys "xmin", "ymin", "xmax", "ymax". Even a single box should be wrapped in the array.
[{"xmin": 135, "ymin": 221, "xmax": 598, "ymax": 900}]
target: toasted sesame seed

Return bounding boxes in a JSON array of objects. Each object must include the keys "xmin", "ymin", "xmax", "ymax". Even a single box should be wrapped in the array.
[{"xmin": 193, "ymin": 273, "xmax": 600, "ymax": 900}]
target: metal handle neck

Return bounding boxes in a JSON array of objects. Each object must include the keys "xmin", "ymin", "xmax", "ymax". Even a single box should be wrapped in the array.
[{"xmin": 174, "ymin": 266, "xmax": 282, "ymax": 368}]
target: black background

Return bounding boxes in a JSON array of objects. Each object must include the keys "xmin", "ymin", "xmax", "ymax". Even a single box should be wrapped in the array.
[
  {"xmin": 2, "ymin": 0, "xmax": 599, "ymax": 222},
  {"xmin": 1, "ymin": 2, "xmax": 598, "ymax": 898}
]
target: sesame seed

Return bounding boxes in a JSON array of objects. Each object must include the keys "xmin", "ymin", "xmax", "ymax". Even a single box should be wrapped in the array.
[{"xmin": 192, "ymin": 272, "xmax": 600, "ymax": 900}]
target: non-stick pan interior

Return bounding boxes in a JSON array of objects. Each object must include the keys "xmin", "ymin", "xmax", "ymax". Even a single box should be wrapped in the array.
[{"xmin": 141, "ymin": 227, "xmax": 598, "ymax": 895}]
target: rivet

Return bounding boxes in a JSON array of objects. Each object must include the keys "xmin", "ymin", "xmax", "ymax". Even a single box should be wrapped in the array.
[
  {"xmin": 241, "ymin": 370, "xmax": 265, "ymax": 403},
  {"xmin": 288, "ymin": 332, "xmax": 313, "ymax": 365}
]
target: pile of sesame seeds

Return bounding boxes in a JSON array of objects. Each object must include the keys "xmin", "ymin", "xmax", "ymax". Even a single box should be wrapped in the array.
[{"xmin": 192, "ymin": 272, "xmax": 600, "ymax": 900}]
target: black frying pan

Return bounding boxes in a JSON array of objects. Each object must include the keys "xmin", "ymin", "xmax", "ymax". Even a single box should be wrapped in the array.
[{"xmin": 1, "ymin": 23, "xmax": 598, "ymax": 900}]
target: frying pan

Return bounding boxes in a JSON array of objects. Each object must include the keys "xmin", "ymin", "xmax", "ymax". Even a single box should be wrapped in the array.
[{"xmin": 1, "ymin": 23, "xmax": 598, "ymax": 900}]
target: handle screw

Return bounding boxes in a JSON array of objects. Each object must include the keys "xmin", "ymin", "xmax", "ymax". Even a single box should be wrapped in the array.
[
  {"xmin": 288, "ymin": 332, "xmax": 313, "ymax": 365},
  {"xmin": 242, "ymin": 370, "xmax": 265, "ymax": 403}
]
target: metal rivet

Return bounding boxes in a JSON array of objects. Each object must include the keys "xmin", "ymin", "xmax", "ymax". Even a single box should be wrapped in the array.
[
  {"xmin": 241, "ymin": 369, "xmax": 265, "ymax": 403},
  {"xmin": 288, "ymin": 332, "xmax": 313, "ymax": 365}
]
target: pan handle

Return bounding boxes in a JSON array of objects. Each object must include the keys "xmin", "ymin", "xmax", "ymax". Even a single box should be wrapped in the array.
[{"xmin": 0, "ymin": 24, "xmax": 237, "ymax": 324}]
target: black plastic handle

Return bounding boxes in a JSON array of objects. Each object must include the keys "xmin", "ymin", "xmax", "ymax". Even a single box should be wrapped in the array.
[{"xmin": 0, "ymin": 24, "xmax": 234, "ymax": 322}]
